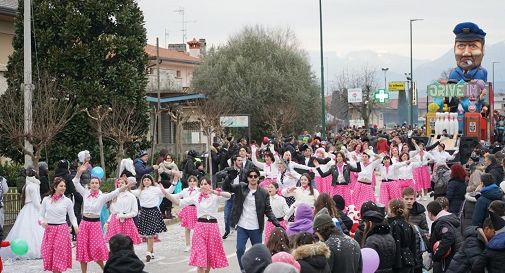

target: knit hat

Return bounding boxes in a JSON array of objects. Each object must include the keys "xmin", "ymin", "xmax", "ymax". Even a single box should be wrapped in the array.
[
  {"xmin": 138, "ymin": 150, "xmax": 148, "ymax": 158},
  {"xmin": 481, "ymin": 173, "xmax": 495, "ymax": 186},
  {"xmin": 263, "ymin": 263, "xmax": 299, "ymax": 273},
  {"xmin": 313, "ymin": 209, "xmax": 334, "ymax": 231},
  {"xmin": 332, "ymin": 195, "xmax": 345, "ymax": 211},
  {"xmin": 271, "ymin": 252, "xmax": 301, "ymax": 272},
  {"xmin": 360, "ymin": 201, "xmax": 379, "ymax": 217},
  {"xmin": 241, "ymin": 244, "xmax": 272, "ymax": 273}
]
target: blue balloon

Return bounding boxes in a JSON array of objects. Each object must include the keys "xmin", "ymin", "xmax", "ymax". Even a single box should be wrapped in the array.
[
  {"xmin": 91, "ymin": 166, "xmax": 105, "ymax": 179},
  {"xmin": 434, "ymin": 97, "xmax": 444, "ymax": 111}
]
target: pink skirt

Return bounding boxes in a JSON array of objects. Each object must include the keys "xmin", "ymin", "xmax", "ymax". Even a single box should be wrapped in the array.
[
  {"xmin": 76, "ymin": 219, "xmax": 109, "ymax": 263},
  {"xmin": 331, "ymin": 184, "xmax": 352, "ymax": 207},
  {"xmin": 350, "ymin": 172, "xmax": 358, "ymax": 188},
  {"xmin": 105, "ymin": 215, "xmax": 142, "ymax": 244},
  {"xmin": 379, "ymin": 180, "xmax": 402, "ymax": 206},
  {"xmin": 315, "ymin": 175, "xmax": 333, "ymax": 195},
  {"xmin": 399, "ymin": 179, "xmax": 415, "ymax": 193},
  {"xmin": 353, "ymin": 181, "xmax": 376, "ymax": 210},
  {"xmin": 179, "ymin": 206, "xmax": 198, "ymax": 230},
  {"xmin": 264, "ymin": 219, "xmax": 288, "ymax": 244},
  {"xmin": 413, "ymin": 166, "xmax": 431, "ymax": 191},
  {"xmin": 41, "ymin": 224, "xmax": 72, "ymax": 272},
  {"xmin": 189, "ymin": 221, "xmax": 229, "ymax": 269}
]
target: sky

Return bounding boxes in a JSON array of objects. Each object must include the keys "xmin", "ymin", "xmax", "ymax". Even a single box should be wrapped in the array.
[{"xmin": 137, "ymin": 0, "xmax": 505, "ymax": 82}]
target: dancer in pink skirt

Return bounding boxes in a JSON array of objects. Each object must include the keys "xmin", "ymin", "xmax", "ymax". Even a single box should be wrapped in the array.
[
  {"xmin": 378, "ymin": 156, "xmax": 402, "ymax": 206},
  {"xmin": 313, "ymin": 151, "xmax": 360, "ymax": 204},
  {"xmin": 161, "ymin": 177, "xmax": 231, "ymax": 273},
  {"xmin": 105, "ymin": 177, "xmax": 141, "ymax": 245},
  {"xmin": 39, "ymin": 177, "xmax": 79, "ymax": 273},
  {"xmin": 264, "ymin": 182, "xmax": 289, "ymax": 244},
  {"xmin": 396, "ymin": 153, "xmax": 422, "ymax": 195},
  {"xmin": 411, "ymin": 139, "xmax": 436, "ymax": 200},
  {"xmin": 352, "ymin": 152, "xmax": 383, "ymax": 209},
  {"xmin": 282, "ymin": 173, "xmax": 320, "ymax": 219},
  {"xmin": 313, "ymin": 147, "xmax": 334, "ymax": 194},
  {"xmin": 251, "ymin": 144, "xmax": 279, "ymax": 189},
  {"xmin": 167, "ymin": 175, "xmax": 199, "ymax": 252},
  {"xmin": 73, "ymin": 163, "xmax": 133, "ymax": 273}
]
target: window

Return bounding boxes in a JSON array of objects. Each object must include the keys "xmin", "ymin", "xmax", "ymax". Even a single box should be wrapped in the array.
[
  {"xmin": 182, "ymin": 122, "xmax": 201, "ymax": 144},
  {"xmin": 176, "ymin": 70, "xmax": 181, "ymax": 78}
]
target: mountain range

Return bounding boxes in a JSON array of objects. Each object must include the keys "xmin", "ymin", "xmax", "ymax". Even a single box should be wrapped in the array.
[{"xmin": 309, "ymin": 41, "xmax": 505, "ymax": 95}]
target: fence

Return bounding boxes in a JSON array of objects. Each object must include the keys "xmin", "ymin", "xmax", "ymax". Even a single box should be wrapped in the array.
[{"xmin": 3, "ymin": 188, "xmax": 22, "ymax": 234}]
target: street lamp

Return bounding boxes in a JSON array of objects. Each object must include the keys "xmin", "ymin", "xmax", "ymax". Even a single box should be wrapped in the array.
[
  {"xmin": 319, "ymin": 0, "xmax": 326, "ymax": 139},
  {"xmin": 381, "ymin": 68, "xmax": 389, "ymax": 90},
  {"xmin": 410, "ymin": 18, "xmax": 423, "ymax": 125},
  {"xmin": 493, "ymin": 61, "xmax": 500, "ymax": 93}
]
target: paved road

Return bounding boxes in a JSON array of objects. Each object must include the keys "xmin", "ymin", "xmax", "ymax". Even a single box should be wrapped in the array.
[{"xmin": 3, "ymin": 204, "xmax": 244, "ymax": 273}]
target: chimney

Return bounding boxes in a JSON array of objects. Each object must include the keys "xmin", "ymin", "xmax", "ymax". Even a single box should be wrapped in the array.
[
  {"xmin": 167, "ymin": 43, "xmax": 186, "ymax": 52},
  {"xmin": 199, "ymin": 38, "xmax": 207, "ymax": 56},
  {"xmin": 187, "ymin": 38, "xmax": 201, "ymax": 58}
]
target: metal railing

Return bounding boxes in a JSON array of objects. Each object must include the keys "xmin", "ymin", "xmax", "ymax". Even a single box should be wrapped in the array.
[{"xmin": 3, "ymin": 188, "xmax": 22, "ymax": 233}]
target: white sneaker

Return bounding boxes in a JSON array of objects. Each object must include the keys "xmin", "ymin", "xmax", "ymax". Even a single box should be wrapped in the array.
[{"xmin": 184, "ymin": 246, "xmax": 191, "ymax": 252}]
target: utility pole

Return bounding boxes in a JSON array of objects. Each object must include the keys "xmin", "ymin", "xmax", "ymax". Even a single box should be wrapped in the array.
[
  {"xmin": 410, "ymin": 18, "xmax": 423, "ymax": 125},
  {"xmin": 156, "ymin": 38, "xmax": 161, "ymax": 145},
  {"xmin": 23, "ymin": 0, "xmax": 33, "ymax": 168},
  {"xmin": 381, "ymin": 68, "xmax": 389, "ymax": 90},
  {"xmin": 319, "ymin": 0, "xmax": 325, "ymax": 140}
]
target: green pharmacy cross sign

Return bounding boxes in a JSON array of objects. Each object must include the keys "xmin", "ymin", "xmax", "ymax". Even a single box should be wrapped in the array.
[{"xmin": 374, "ymin": 89, "xmax": 389, "ymax": 103}]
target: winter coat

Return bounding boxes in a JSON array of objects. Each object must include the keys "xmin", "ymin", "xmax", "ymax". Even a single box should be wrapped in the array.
[
  {"xmin": 471, "ymin": 184, "xmax": 504, "ymax": 227},
  {"xmin": 485, "ymin": 163, "xmax": 504, "ymax": 185},
  {"xmin": 408, "ymin": 202, "xmax": 429, "ymax": 234},
  {"xmin": 460, "ymin": 193, "xmax": 477, "ymax": 232},
  {"xmin": 134, "ymin": 158, "xmax": 154, "ymax": 182},
  {"xmin": 364, "ymin": 223, "xmax": 396, "ymax": 273},
  {"xmin": 104, "ymin": 250, "xmax": 147, "ymax": 273},
  {"xmin": 447, "ymin": 178, "xmax": 467, "ymax": 214},
  {"xmin": 387, "ymin": 217, "xmax": 416, "ymax": 273},
  {"xmin": 54, "ymin": 167, "xmax": 78, "ymax": 199},
  {"xmin": 38, "ymin": 169, "xmax": 50, "ymax": 199},
  {"xmin": 446, "ymin": 226, "xmax": 487, "ymax": 273},
  {"xmin": 340, "ymin": 211, "xmax": 354, "ymax": 232},
  {"xmin": 287, "ymin": 204, "xmax": 314, "ymax": 236},
  {"xmin": 324, "ymin": 233, "xmax": 362, "ymax": 273},
  {"xmin": 471, "ymin": 231, "xmax": 505, "ymax": 273},
  {"xmin": 429, "ymin": 213, "xmax": 463, "ymax": 273},
  {"xmin": 292, "ymin": 242, "xmax": 331, "ymax": 273},
  {"xmin": 467, "ymin": 166, "xmax": 484, "ymax": 192}
]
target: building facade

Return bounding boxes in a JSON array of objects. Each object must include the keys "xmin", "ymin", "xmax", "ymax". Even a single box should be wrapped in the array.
[{"xmin": 0, "ymin": 0, "xmax": 16, "ymax": 96}]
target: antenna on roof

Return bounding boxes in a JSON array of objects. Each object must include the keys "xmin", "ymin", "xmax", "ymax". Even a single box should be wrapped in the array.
[{"xmin": 174, "ymin": 7, "xmax": 196, "ymax": 44}]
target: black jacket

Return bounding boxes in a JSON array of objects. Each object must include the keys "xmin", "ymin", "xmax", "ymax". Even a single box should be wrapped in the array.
[
  {"xmin": 408, "ymin": 202, "xmax": 429, "ymax": 234},
  {"xmin": 324, "ymin": 233, "xmax": 362, "ymax": 273},
  {"xmin": 472, "ymin": 184, "xmax": 504, "ymax": 227},
  {"xmin": 316, "ymin": 162, "xmax": 361, "ymax": 186},
  {"xmin": 447, "ymin": 178, "xmax": 466, "ymax": 214},
  {"xmin": 364, "ymin": 223, "xmax": 396, "ymax": 273},
  {"xmin": 460, "ymin": 193, "xmax": 477, "ymax": 232},
  {"xmin": 216, "ymin": 167, "xmax": 248, "ymax": 185},
  {"xmin": 104, "ymin": 250, "xmax": 147, "ymax": 273},
  {"xmin": 54, "ymin": 167, "xmax": 78, "ymax": 199},
  {"xmin": 39, "ymin": 170, "xmax": 50, "ymax": 199},
  {"xmin": 387, "ymin": 216, "xmax": 416, "ymax": 273},
  {"xmin": 292, "ymin": 242, "xmax": 331, "ymax": 273},
  {"xmin": 429, "ymin": 213, "xmax": 463, "ymax": 273},
  {"xmin": 471, "ymin": 231, "xmax": 505, "ymax": 273},
  {"xmin": 222, "ymin": 174, "xmax": 279, "ymax": 231},
  {"xmin": 485, "ymin": 163, "xmax": 504, "ymax": 185},
  {"xmin": 446, "ymin": 226, "xmax": 487, "ymax": 273}
]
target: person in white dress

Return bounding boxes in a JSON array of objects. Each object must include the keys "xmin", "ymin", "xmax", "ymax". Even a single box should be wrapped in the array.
[{"xmin": 0, "ymin": 169, "xmax": 44, "ymax": 259}]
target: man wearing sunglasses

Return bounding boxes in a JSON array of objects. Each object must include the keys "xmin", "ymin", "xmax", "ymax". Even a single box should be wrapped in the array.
[{"xmin": 222, "ymin": 167, "xmax": 282, "ymax": 272}]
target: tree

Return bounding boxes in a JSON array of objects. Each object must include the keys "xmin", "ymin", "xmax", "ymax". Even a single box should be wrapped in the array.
[
  {"xmin": 191, "ymin": 26, "xmax": 321, "ymax": 140},
  {"xmin": 0, "ymin": 73, "xmax": 76, "ymax": 171},
  {"xmin": 262, "ymin": 101, "xmax": 298, "ymax": 140},
  {"xmin": 2, "ymin": 0, "xmax": 149, "ymax": 168},
  {"xmin": 335, "ymin": 66, "xmax": 379, "ymax": 128},
  {"xmin": 84, "ymin": 105, "xmax": 112, "ymax": 175},
  {"xmin": 330, "ymin": 89, "xmax": 349, "ymax": 128}
]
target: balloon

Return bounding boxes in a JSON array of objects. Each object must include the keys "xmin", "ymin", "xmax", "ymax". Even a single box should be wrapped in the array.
[
  {"xmin": 434, "ymin": 97, "xmax": 444, "ymax": 111},
  {"xmin": 10, "ymin": 239, "xmax": 29, "ymax": 256},
  {"xmin": 361, "ymin": 248, "xmax": 380, "ymax": 273},
  {"xmin": 91, "ymin": 167, "xmax": 105, "ymax": 179}
]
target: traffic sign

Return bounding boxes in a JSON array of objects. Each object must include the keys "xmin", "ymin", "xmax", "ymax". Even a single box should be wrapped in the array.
[{"xmin": 347, "ymin": 88, "xmax": 363, "ymax": 103}]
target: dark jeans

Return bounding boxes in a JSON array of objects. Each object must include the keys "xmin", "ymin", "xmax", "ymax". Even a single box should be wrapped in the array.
[
  {"xmin": 236, "ymin": 226, "xmax": 262, "ymax": 270},
  {"xmin": 224, "ymin": 195, "xmax": 235, "ymax": 233},
  {"xmin": 159, "ymin": 197, "xmax": 172, "ymax": 216}
]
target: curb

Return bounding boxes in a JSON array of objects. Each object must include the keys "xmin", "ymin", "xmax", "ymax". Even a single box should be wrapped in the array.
[{"xmin": 163, "ymin": 205, "xmax": 225, "ymax": 226}]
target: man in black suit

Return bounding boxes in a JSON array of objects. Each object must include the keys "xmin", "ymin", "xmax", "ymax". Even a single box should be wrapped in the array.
[{"xmin": 222, "ymin": 167, "xmax": 281, "ymax": 271}]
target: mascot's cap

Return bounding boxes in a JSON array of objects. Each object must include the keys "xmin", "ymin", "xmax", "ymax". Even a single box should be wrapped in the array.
[{"xmin": 453, "ymin": 22, "xmax": 486, "ymax": 42}]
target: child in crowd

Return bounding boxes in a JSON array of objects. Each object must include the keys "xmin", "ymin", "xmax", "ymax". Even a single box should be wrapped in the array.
[
  {"xmin": 387, "ymin": 199, "xmax": 416, "ymax": 273},
  {"xmin": 264, "ymin": 182, "xmax": 289, "ymax": 243},
  {"xmin": 104, "ymin": 234, "xmax": 146, "ymax": 273},
  {"xmin": 266, "ymin": 227, "xmax": 290, "ymax": 255},
  {"xmin": 283, "ymin": 173, "xmax": 319, "ymax": 219}
]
